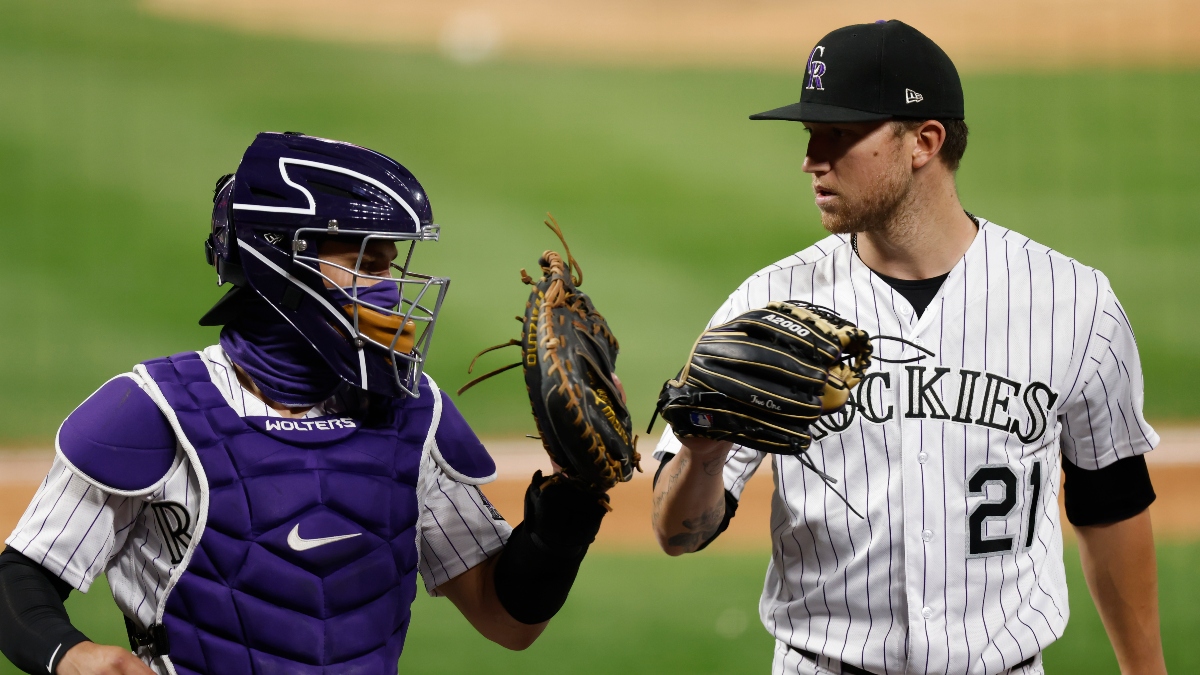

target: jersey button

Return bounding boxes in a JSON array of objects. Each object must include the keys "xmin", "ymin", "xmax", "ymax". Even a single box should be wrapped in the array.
[
  {"xmin": 921, "ymin": 606, "xmax": 933, "ymax": 619},
  {"xmin": 917, "ymin": 452, "xmax": 929, "ymax": 464},
  {"xmin": 922, "ymin": 529, "xmax": 934, "ymax": 542}
]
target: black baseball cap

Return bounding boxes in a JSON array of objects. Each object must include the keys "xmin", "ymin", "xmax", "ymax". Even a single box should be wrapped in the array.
[{"xmin": 750, "ymin": 20, "xmax": 964, "ymax": 123}]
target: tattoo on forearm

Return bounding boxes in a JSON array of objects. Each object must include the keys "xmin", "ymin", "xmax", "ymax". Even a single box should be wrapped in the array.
[
  {"xmin": 651, "ymin": 455, "xmax": 689, "ymax": 523},
  {"xmin": 666, "ymin": 497, "xmax": 725, "ymax": 552},
  {"xmin": 702, "ymin": 456, "xmax": 725, "ymax": 476}
]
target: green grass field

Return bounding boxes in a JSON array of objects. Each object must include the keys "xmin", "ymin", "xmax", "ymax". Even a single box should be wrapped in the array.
[
  {"xmin": 3, "ymin": 544, "xmax": 1198, "ymax": 674},
  {"xmin": 0, "ymin": 0, "xmax": 1198, "ymax": 442}
]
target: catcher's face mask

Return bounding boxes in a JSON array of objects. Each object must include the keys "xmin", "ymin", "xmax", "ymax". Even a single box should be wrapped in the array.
[{"xmin": 299, "ymin": 231, "xmax": 447, "ymax": 396}]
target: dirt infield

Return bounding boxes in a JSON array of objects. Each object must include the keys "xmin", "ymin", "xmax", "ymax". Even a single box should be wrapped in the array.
[
  {"xmin": 481, "ymin": 464, "xmax": 1200, "ymax": 552},
  {"xmin": 4, "ymin": 428, "xmax": 1199, "ymax": 550},
  {"xmin": 141, "ymin": 0, "xmax": 1200, "ymax": 72},
  {"xmin": 476, "ymin": 432, "xmax": 1200, "ymax": 550}
]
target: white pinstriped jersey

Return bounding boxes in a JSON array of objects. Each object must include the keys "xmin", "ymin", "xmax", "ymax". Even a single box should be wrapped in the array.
[
  {"xmin": 655, "ymin": 219, "xmax": 1157, "ymax": 675},
  {"xmin": 6, "ymin": 345, "xmax": 509, "ymax": 670}
]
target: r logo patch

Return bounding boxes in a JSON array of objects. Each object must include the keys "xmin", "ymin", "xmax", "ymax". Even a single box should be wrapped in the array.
[
  {"xmin": 151, "ymin": 501, "xmax": 192, "ymax": 565},
  {"xmin": 805, "ymin": 46, "xmax": 826, "ymax": 91}
]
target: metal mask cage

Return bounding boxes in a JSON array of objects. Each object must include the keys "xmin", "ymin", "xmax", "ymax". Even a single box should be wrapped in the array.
[{"xmin": 292, "ymin": 224, "xmax": 448, "ymax": 398}]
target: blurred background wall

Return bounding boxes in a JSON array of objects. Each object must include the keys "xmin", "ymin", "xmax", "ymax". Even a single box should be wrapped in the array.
[{"xmin": 1, "ymin": 0, "xmax": 1197, "ymax": 672}]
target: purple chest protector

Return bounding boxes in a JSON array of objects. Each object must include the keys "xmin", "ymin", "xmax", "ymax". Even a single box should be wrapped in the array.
[{"xmin": 142, "ymin": 352, "xmax": 428, "ymax": 674}]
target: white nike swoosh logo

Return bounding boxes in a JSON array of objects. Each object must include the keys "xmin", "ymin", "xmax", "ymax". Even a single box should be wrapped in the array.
[
  {"xmin": 287, "ymin": 524, "xmax": 362, "ymax": 551},
  {"xmin": 46, "ymin": 643, "xmax": 62, "ymax": 673}
]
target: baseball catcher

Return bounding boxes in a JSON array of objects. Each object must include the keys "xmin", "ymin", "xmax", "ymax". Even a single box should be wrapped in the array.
[
  {"xmin": 459, "ymin": 216, "xmax": 640, "ymax": 494},
  {"xmin": 0, "ymin": 134, "xmax": 612, "ymax": 675}
]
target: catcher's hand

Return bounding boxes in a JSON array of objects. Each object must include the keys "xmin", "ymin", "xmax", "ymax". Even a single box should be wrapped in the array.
[
  {"xmin": 650, "ymin": 300, "xmax": 872, "ymax": 456},
  {"xmin": 459, "ymin": 216, "xmax": 640, "ymax": 492}
]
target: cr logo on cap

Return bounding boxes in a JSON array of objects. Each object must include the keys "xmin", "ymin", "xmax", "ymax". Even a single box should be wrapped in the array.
[{"xmin": 805, "ymin": 46, "xmax": 826, "ymax": 91}]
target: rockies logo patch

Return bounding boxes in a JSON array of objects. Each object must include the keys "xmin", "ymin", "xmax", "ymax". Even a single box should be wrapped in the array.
[{"xmin": 151, "ymin": 501, "xmax": 193, "ymax": 566}]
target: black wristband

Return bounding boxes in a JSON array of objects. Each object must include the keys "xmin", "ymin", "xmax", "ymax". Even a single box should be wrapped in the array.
[
  {"xmin": 494, "ymin": 472, "xmax": 608, "ymax": 624},
  {"xmin": 0, "ymin": 546, "xmax": 90, "ymax": 674},
  {"xmin": 695, "ymin": 490, "xmax": 739, "ymax": 551},
  {"xmin": 652, "ymin": 452, "xmax": 676, "ymax": 489},
  {"xmin": 1063, "ymin": 454, "xmax": 1156, "ymax": 526}
]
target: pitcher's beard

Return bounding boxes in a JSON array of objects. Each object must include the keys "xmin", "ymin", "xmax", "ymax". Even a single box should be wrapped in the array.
[{"xmin": 818, "ymin": 164, "xmax": 913, "ymax": 235}]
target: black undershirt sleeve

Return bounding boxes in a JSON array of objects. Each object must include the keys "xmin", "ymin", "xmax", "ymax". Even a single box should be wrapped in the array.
[
  {"xmin": 1062, "ymin": 454, "xmax": 1156, "ymax": 526},
  {"xmin": 0, "ymin": 546, "xmax": 90, "ymax": 674},
  {"xmin": 652, "ymin": 453, "xmax": 739, "ymax": 551}
]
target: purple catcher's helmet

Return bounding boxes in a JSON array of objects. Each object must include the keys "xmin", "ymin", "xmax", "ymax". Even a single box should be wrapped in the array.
[{"xmin": 201, "ymin": 131, "xmax": 449, "ymax": 399}]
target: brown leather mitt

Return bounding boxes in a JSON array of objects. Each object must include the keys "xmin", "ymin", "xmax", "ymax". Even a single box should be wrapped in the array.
[{"xmin": 459, "ymin": 216, "xmax": 640, "ymax": 492}]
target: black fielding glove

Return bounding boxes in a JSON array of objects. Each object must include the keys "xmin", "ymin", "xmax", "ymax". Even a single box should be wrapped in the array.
[
  {"xmin": 650, "ymin": 300, "xmax": 873, "ymax": 456},
  {"xmin": 494, "ymin": 471, "xmax": 609, "ymax": 624}
]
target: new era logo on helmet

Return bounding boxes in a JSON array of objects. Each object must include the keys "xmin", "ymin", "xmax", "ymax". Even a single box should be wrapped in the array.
[{"xmin": 905, "ymin": 88, "xmax": 924, "ymax": 104}]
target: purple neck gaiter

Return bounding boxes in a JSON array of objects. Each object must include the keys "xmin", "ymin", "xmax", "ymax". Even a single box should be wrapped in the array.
[{"xmin": 219, "ymin": 295, "xmax": 342, "ymax": 408}]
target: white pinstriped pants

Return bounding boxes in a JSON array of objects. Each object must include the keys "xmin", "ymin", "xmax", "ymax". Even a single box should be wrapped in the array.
[{"xmin": 771, "ymin": 640, "xmax": 1044, "ymax": 675}]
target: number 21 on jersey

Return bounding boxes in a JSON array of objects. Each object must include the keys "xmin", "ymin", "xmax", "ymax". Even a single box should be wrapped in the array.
[{"xmin": 966, "ymin": 460, "xmax": 1046, "ymax": 557}]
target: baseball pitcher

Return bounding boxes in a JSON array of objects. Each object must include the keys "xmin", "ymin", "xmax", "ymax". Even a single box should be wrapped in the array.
[
  {"xmin": 650, "ymin": 21, "xmax": 1166, "ymax": 675},
  {"xmin": 0, "ymin": 133, "xmax": 634, "ymax": 674}
]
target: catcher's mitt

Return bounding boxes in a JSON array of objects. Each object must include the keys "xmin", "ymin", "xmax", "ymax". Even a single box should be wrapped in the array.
[
  {"xmin": 458, "ymin": 216, "xmax": 640, "ymax": 492},
  {"xmin": 650, "ymin": 300, "xmax": 872, "ymax": 456}
]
